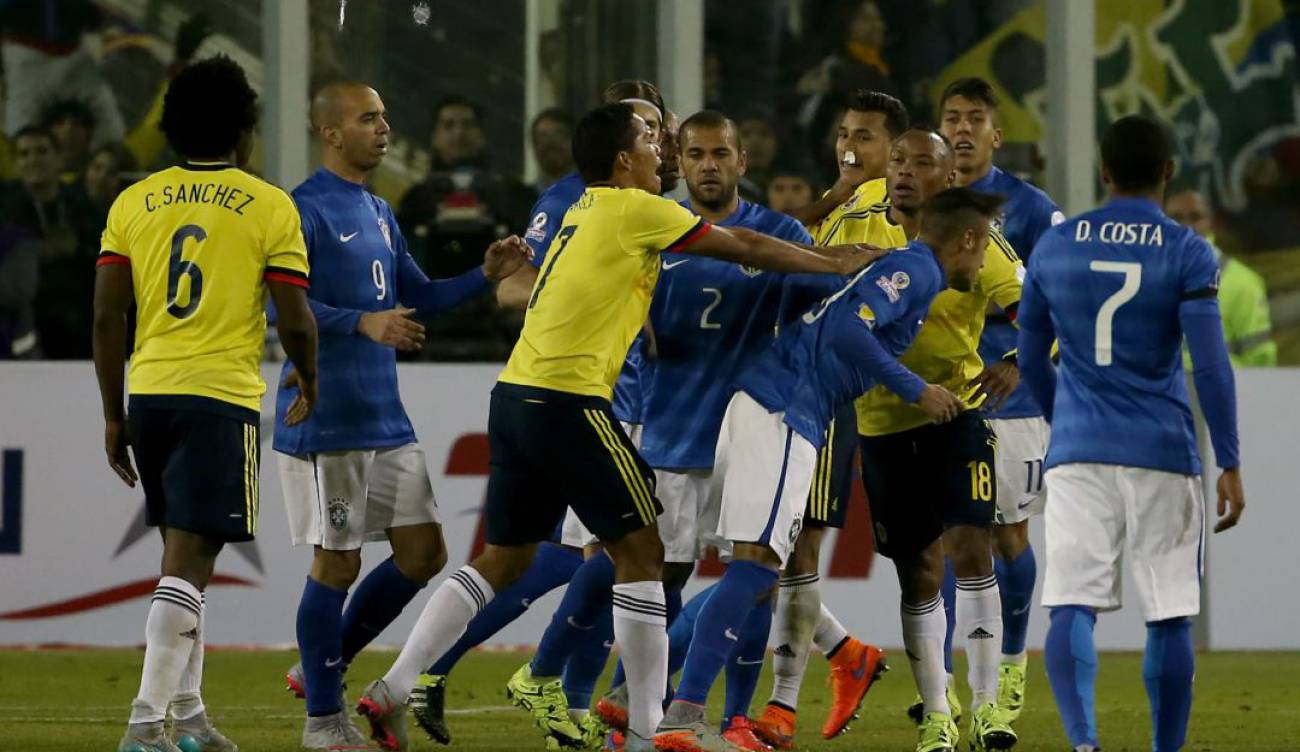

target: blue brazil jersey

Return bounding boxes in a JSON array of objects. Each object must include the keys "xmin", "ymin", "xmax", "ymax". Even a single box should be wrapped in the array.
[
  {"xmin": 1019, "ymin": 196, "xmax": 1220, "ymax": 475},
  {"xmin": 524, "ymin": 171, "xmax": 647, "ymax": 423},
  {"xmin": 971, "ymin": 166, "xmax": 1063, "ymax": 419},
  {"xmin": 274, "ymin": 168, "xmax": 486, "ymax": 454},
  {"xmin": 638, "ymin": 199, "xmax": 812, "ymax": 469},
  {"xmin": 737, "ymin": 242, "xmax": 946, "ymax": 446}
]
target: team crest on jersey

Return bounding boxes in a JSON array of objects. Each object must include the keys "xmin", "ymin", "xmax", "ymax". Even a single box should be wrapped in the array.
[
  {"xmin": 328, "ymin": 497, "xmax": 349, "ymax": 531},
  {"xmin": 738, "ymin": 264, "xmax": 762, "ymax": 277},
  {"xmin": 843, "ymin": 194, "xmax": 860, "ymax": 211},
  {"xmin": 891, "ymin": 271, "xmax": 910, "ymax": 290},
  {"xmin": 856, "ymin": 303, "xmax": 876, "ymax": 326},
  {"xmin": 377, "ymin": 217, "xmax": 393, "ymax": 251},
  {"xmin": 788, "ymin": 515, "xmax": 804, "ymax": 545},
  {"xmin": 875, "ymin": 275, "xmax": 901, "ymax": 303},
  {"xmin": 525, "ymin": 212, "xmax": 548, "ymax": 243}
]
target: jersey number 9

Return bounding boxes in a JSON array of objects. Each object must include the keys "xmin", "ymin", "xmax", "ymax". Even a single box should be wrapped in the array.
[{"xmin": 167, "ymin": 225, "xmax": 206, "ymax": 319}]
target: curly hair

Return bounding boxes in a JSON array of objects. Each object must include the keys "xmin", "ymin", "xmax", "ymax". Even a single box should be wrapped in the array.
[{"xmin": 160, "ymin": 55, "xmax": 258, "ymax": 160}]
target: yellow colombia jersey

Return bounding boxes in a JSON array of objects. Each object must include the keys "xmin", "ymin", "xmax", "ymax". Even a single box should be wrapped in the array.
[
  {"xmin": 837, "ymin": 203, "xmax": 1024, "ymax": 436},
  {"xmin": 98, "ymin": 163, "xmax": 309, "ymax": 413},
  {"xmin": 499, "ymin": 186, "xmax": 708, "ymax": 399},
  {"xmin": 809, "ymin": 177, "xmax": 887, "ymax": 245}
]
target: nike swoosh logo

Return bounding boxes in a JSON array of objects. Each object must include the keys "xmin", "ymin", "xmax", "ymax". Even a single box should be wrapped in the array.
[
  {"xmin": 603, "ymin": 640, "xmax": 615, "ymax": 649},
  {"xmin": 1017, "ymin": 500, "xmax": 1035, "ymax": 509},
  {"xmin": 340, "ymin": 231, "xmax": 359, "ymax": 242},
  {"xmin": 324, "ymin": 657, "xmax": 343, "ymax": 668},
  {"xmin": 724, "ymin": 628, "xmax": 738, "ymax": 641},
  {"xmin": 735, "ymin": 657, "xmax": 764, "ymax": 665},
  {"xmin": 520, "ymin": 598, "xmax": 532, "ymax": 608},
  {"xmin": 662, "ymin": 258, "xmax": 689, "ymax": 270},
  {"xmin": 1011, "ymin": 604, "xmax": 1031, "ymax": 616},
  {"xmin": 850, "ymin": 653, "xmax": 868, "ymax": 680},
  {"xmin": 567, "ymin": 616, "xmax": 594, "ymax": 631}
]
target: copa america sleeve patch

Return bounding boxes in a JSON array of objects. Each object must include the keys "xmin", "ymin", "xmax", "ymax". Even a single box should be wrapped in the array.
[
  {"xmin": 525, "ymin": 212, "xmax": 548, "ymax": 242},
  {"xmin": 875, "ymin": 275, "xmax": 901, "ymax": 303}
]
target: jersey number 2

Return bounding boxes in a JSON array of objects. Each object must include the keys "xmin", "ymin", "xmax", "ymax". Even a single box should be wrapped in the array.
[
  {"xmin": 167, "ymin": 225, "xmax": 205, "ymax": 319},
  {"xmin": 1090, "ymin": 261, "xmax": 1141, "ymax": 366}
]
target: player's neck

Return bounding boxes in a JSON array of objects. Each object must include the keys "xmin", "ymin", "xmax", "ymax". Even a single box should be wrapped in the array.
[
  {"xmin": 1108, "ymin": 187, "xmax": 1163, "ymax": 205},
  {"xmin": 889, "ymin": 206, "xmax": 921, "ymax": 239},
  {"xmin": 323, "ymin": 156, "xmax": 370, "ymax": 186},
  {"xmin": 689, "ymin": 192, "xmax": 739, "ymax": 224},
  {"xmin": 955, "ymin": 162, "xmax": 992, "ymax": 187}
]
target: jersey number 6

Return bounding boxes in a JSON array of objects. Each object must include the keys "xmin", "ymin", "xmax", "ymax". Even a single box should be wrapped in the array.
[{"xmin": 167, "ymin": 224, "xmax": 206, "ymax": 319}]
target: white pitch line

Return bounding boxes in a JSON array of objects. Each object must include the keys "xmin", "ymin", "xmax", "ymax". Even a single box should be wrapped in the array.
[{"xmin": 0, "ymin": 704, "xmax": 516, "ymax": 721}]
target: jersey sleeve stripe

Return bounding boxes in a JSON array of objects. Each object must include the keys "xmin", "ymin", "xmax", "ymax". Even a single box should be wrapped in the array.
[
  {"xmin": 991, "ymin": 231, "xmax": 1019, "ymax": 263},
  {"xmin": 664, "ymin": 219, "xmax": 712, "ymax": 254},
  {"xmin": 265, "ymin": 269, "xmax": 310, "ymax": 288},
  {"xmin": 96, "ymin": 252, "xmax": 130, "ymax": 267},
  {"xmin": 1182, "ymin": 287, "xmax": 1218, "ymax": 301}
]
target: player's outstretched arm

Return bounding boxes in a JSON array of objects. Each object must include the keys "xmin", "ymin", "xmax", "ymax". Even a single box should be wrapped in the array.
[
  {"xmin": 269, "ymin": 281, "xmax": 319, "ymax": 427},
  {"xmin": 92, "ymin": 263, "xmax": 138, "ymax": 488},
  {"xmin": 1182, "ymin": 295, "xmax": 1244, "ymax": 532},
  {"xmin": 687, "ymin": 224, "xmax": 885, "ymax": 275},
  {"xmin": 840, "ymin": 319, "xmax": 961, "ymax": 424},
  {"xmin": 788, "ymin": 167, "xmax": 864, "ymax": 229},
  {"xmin": 1015, "ymin": 270, "xmax": 1057, "ymax": 420},
  {"xmin": 398, "ymin": 235, "xmax": 531, "ymax": 318}
]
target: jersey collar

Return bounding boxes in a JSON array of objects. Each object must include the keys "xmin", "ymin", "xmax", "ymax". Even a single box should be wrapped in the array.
[
  {"xmin": 314, "ymin": 166, "xmax": 367, "ymax": 192},
  {"xmin": 968, "ymin": 165, "xmax": 1002, "ymax": 191},
  {"xmin": 1104, "ymin": 195, "xmax": 1163, "ymax": 215},
  {"xmin": 181, "ymin": 161, "xmax": 235, "ymax": 171}
]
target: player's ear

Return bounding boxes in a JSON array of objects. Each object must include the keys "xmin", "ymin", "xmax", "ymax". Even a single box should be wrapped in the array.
[
  {"xmin": 1162, "ymin": 159, "xmax": 1175, "ymax": 183},
  {"xmin": 737, "ymin": 148, "xmax": 749, "ymax": 176},
  {"xmin": 991, "ymin": 125, "xmax": 1003, "ymax": 150}
]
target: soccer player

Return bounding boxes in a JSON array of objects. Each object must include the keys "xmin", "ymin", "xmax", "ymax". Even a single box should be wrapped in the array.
[
  {"xmin": 834, "ymin": 128, "xmax": 1023, "ymax": 752},
  {"xmin": 755, "ymin": 89, "xmax": 909, "ymax": 749},
  {"xmin": 93, "ymin": 56, "xmax": 318, "ymax": 752},
  {"xmin": 355, "ymin": 102, "xmax": 879, "ymax": 752},
  {"xmin": 273, "ymin": 82, "xmax": 529, "ymax": 750},
  {"xmin": 590, "ymin": 109, "xmax": 813, "ymax": 751},
  {"xmin": 1018, "ymin": 115, "xmax": 1245, "ymax": 752},
  {"xmin": 656, "ymin": 187, "xmax": 998, "ymax": 752},
  {"xmin": 937, "ymin": 76, "xmax": 1064, "ymax": 723}
]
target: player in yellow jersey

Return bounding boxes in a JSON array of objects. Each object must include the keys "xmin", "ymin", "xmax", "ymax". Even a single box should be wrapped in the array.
[
  {"xmin": 754, "ymin": 89, "xmax": 912, "ymax": 750},
  {"xmin": 836, "ymin": 129, "xmax": 1022, "ymax": 752},
  {"xmin": 356, "ymin": 102, "xmax": 881, "ymax": 752},
  {"xmin": 92, "ymin": 56, "xmax": 318, "ymax": 752}
]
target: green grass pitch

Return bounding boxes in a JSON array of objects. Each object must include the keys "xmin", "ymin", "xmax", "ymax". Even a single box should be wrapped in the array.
[{"xmin": 2, "ymin": 648, "xmax": 1297, "ymax": 750}]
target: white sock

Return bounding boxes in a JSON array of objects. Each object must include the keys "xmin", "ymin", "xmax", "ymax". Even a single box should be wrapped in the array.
[
  {"xmin": 768, "ymin": 574, "xmax": 820, "ymax": 710},
  {"xmin": 956, "ymin": 575, "xmax": 1002, "ymax": 708},
  {"xmin": 383, "ymin": 566, "xmax": 493, "ymax": 700},
  {"xmin": 170, "ymin": 592, "xmax": 206, "ymax": 722},
  {"xmin": 901, "ymin": 595, "xmax": 949, "ymax": 717},
  {"xmin": 812, "ymin": 601, "xmax": 849, "ymax": 655},
  {"xmin": 131, "ymin": 577, "xmax": 202, "ymax": 724},
  {"xmin": 612, "ymin": 581, "xmax": 668, "ymax": 740}
]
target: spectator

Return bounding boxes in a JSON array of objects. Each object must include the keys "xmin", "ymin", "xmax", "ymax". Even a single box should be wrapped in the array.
[
  {"xmin": 1166, "ymin": 187, "xmax": 1278, "ymax": 366},
  {"xmin": 2, "ymin": 125, "xmax": 100, "ymax": 359},
  {"xmin": 530, "ymin": 107, "xmax": 574, "ymax": 192},
  {"xmin": 737, "ymin": 114, "xmax": 779, "ymax": 203},
  {"xmin": 766, "ymin": 166, "xmax": 816, "ymax": 215},
  {"xmin": 41, "ymin": 98, "xmax": 96, "ymax": 176},
  {"xmin": 79, "ymin": 141, "xmax": 137, "ymax": 214},
  {"xmin": 397, "ymin": 95, "xmax": 534, "ymax": 359}
]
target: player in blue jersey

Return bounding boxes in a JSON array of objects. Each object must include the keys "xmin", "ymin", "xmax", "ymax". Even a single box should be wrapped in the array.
[
  {"xmin": 580, "ymin": 110, "xmax": 811, "ymax": 750},
  {"xmin": 270, "ymin": 82, "xmax": 529, "ymax": 751},
  {"xmin": 1017, "ymin": 115, "xmax": 1245, "ymax": 752},
  {"xmin": 656, "ymin": 188, "xmax": 1002, "ymax": 752},
  {"xmin": 937, "ymin": 77, "xmax": 1065, "ymax": 722}
]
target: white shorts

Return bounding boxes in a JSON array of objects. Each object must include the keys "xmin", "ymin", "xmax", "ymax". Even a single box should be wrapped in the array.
[
  {"xmin": 560, "ymin": 422, "xmax": 642, "ymax": 548},
  {"xmin": 1041, "ymin": 463, "xmax": 1204, "ymax": 622},
  {"xmin": 279, "ymin": 444, "xmax": 441, "ymax": 550},
  {"xmin": 711, "ymin": 392, "xmax": 818, "ymax": 568},
  {"xmin": 655, "ymin": 468, "xmax": 712, "ymax": 563},
  {"xmin": 992, "ymin": 417, "xmax": 1050, "ymax": 525}
]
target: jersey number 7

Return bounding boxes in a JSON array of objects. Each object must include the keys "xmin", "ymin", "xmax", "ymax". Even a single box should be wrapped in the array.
[
  {"xmin": 1089, "ymin": 261, "xmax": 1141, "ymax": 367},
  {"xmin": 528, "ymin": 225, "xmax": 577, "ymax": 309}
]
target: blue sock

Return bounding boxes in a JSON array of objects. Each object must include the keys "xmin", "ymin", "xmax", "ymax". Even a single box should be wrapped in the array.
[
  {"xmin": 1044, "ymin": 606, "xmax": 1099, "ymax": 748},
  {"xmin": 995, "ymin": 545, "xmax": 1038, "ymax": 657},
  {"xmin": 668, "ymin": 585, "xmax": 714, "ymax": 679},
  {"xmin": 430, "ymin": 542, "xmax": 581, "ymax": 675},
  {"xmin": 531, "ymin": 552, "xmax": 615, "ymax": 677},
  {"xmin": 297, "ymin": 577, "xmax": 347, "ymax": 716},
  {"xmin": 563, "ymin": 608, "xmax": 614, "ymax": 710},
  {"xmin": 339, "ymin": 557, "xmax": 425, "ymax": 664},
  {"xmin": 941, "ymin": 558, "xmax": 956, "ymax": 674},
  {"xmin": 723, "ymin": 595, "xmax": 772, "ymax": 723},
  {"xmin": 1144, "ymin": 617, "xmax": 1194, "ymax": 752},
  {"xmin": 674, "ymin": 561, "xmax": 778, "ymax": 706}
]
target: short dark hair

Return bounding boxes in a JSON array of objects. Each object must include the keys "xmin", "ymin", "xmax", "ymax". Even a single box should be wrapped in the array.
[
  {"xmin": 845, "ymin": 90, "xmax": 910, "ymax": 138},
  {"xmin": 898, "ymin": 125, "xmax": 956, "ymax": 159},
  {"xmin": 939, "ymin": 77, "xmax": 999, "ymax": 114},
  {"xmin": 679, "ymin": 110, "xmax": 741, "ymax": 151},
  {"xmin": 91, "ymin": 141, "xmax": 139, "ymax": 173},
  {"xmin": 602, "ymin": 80, "xmax": 665, "ymax": 118},
  {"xmin": 1101, "ymin": 115, "xmax": 1172, "ymax": 192},
  {"xmin": 920, "ymin": 187, "xmax": 1005, "ymax": 241},
  {"xmin": 160, "ymin": 55, "xmax": 258, "ymax": 160},
  {"xmin": 13, "ymin": 124, "xmax": 56, "ymax": 148},
  {"xmin": 573, "ymin": 103, "xmax": 639, "ymax": 184},
  {"xmin": 532, "ymin": 107, "xmax": 572, "ymax": 134},
  {"xmin": 40, "ymin": 98, "xmax": 96, "ymax": 130},
  {"xmin": 432, "ymin": 95, "xmax": 482, "ymax": 126}
]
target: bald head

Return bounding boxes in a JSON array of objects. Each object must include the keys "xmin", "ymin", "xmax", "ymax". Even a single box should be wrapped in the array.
[{"xmin": 312, "ymin": 82, "xmax": 390, "ymax": 178}]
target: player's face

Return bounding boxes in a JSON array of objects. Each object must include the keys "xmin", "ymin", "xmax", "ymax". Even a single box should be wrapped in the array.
[
  {"xmin": 338, "ymin": 88, "xmax": 391, "ymax": 171},
  {"xmin": 886, "ymin": 132, "xmax": 956, "ymax": 214},
  {"xmin": 681, "ymin": 123, "xmax": 746, "ymax": 211},
  {"xmin": 739, "ymin": 118, "xmax": 777, "ymax": 170},
  {"xmin": 49, "ymin": 117, "xmax": 92, "ymax": 165},
  {"xmin": 628, "ymin": 102, "xmax": 663, "ymax": 144},
  {"xmin": 622, "ymin": 114, "xmax": 662, "ymax": 194},
  {"xmin": 532, "ymin": 116, "xmax": 573, "ymax": 176},
  {"xmin": 431, "ymin": 104, "xmax": 484, "ymax": 165},
  {"xmin": 84, "ymin": 149, "xmax": 122, "ymax": 204},
  {"xmin": 658, "ymin": 110, "xmax": 681, "ymax": 195},
  {"xmin": 14, "ymin": 134, "xmax": 60, "ymax": 187},
  {"xmin": 768, "ymin": 175, "xmax": 813, "ymax": 213},
  {"xmin": 945, "ymin": 223, "xmax": 990, "ymax": 292},
  {"xmin": 836, "ymin": 110, "xmax": 892, "ymax": 182},
  {"xmin": 1165, "ymin": 191, "xmax": 1214, "ymax": 238},
  {"xmin": 941, "ymin": 95, "xmax": 1001, "ymax": 178}
]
